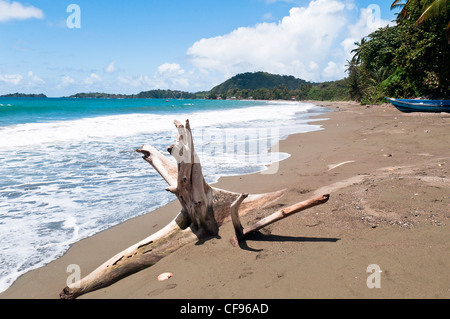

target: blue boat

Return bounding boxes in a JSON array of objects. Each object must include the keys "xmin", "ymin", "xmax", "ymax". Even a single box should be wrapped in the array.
[{"xmin": 387, "ymin": 98, "xmax": 450, "ymax": 113}]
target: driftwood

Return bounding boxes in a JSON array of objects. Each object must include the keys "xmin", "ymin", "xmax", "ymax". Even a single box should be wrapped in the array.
[
  {"xmin": 59, "ymin": 119, "xmax": 329, "ymax": 299},
  {"xmin": 230, "ymin": 193, "xmax": 330, "ymax": 246}
]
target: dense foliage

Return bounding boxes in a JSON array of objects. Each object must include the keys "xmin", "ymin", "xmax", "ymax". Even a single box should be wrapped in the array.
[
  {"xmin": 134, "ymin": 89, "xmax": 207, "ymax": 99},
  {"xmin": 208, "ymin": 72, "xmax": 349, "ymax": 101},
  {"xmin": 210, "ymin": 72, "xmax": 308, "ymax": 94},
  {"xmin": 295, "ymin": 79, "xmax": 349, "ymax": 101},
  {"xmin": 347, "ymin": 0, "xmax": 450, "ymax": 104}
]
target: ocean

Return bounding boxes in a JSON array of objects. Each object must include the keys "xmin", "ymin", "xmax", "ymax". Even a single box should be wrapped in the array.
[{"xmin": 0, "ymin": 97, "xmax": 328, "ymax": 293}]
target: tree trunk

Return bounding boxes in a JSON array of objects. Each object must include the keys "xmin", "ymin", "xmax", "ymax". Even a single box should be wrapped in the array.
[{"xmin": 59, "ymin": 120, "xmax": 286, "ymax": 299}]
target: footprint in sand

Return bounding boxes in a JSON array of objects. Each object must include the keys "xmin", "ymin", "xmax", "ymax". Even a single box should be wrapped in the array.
[
  {"xmin": 238, "ymin": 267, "xmax": 253, "ymax": 279},
  {"xmin": 256, "ymin": 252, "xmax": 269, "ymax": 260},
  {"xmin": 147, "ymin": 283, "xmax": 178, "ymax": 297}
]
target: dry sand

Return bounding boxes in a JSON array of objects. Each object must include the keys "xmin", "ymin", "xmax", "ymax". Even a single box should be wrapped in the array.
[{"xmin": 1, "ymin": 101, "xmax": 449, "ymax": 299}]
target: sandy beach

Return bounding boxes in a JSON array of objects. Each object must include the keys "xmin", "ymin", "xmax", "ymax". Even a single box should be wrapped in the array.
[{"xmin": 1, "ymin": 101, "xmax": 449, "ymax": 299}]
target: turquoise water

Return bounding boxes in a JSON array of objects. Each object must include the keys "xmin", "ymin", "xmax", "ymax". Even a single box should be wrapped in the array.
[
  {"xmin": 0, "ymin": 97, "xmax": 328, "ymax": 293},
  {"xmin": 0, "ymin": 97, "xmax": 255, "ymax": 126}
]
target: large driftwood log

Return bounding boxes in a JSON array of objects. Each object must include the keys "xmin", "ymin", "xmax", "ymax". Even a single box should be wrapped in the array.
[{"xmin": 59, "ymin": 119, "xmax": 329, "ymax": 299}]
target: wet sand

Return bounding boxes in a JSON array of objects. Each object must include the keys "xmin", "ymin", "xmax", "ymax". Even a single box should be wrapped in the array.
[{"xmin": 1, "ymin": 101, "xmax": 449, "ymax": 299}]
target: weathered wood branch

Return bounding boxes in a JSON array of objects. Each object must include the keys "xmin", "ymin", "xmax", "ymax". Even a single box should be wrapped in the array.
[
  {"xmin": 230, "ymin": 193, "xmax": 249, "ymax": 241},
  {"xmin": 230, "ymin": 194, "xmax": 330, "ymax": 246},
  {"xmin": 59, "ymin": 219, "xmax": 196, "ymax": 299},
  {"xmin": 137, "ymin": 144, "xmax": 177, "ymax": 187},
  {"xmin": 59, "ymin": 119, "xmax": 330, "ymax": 299}
]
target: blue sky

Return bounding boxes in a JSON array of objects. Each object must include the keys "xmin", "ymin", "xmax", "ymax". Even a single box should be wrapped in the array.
[{"xmin": 0, "ymin": 0, "xmax": 398, "ymax": 97}]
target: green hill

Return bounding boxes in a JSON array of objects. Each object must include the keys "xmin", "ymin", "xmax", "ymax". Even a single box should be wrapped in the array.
[
  {"xmin": 210, "ymin": 71, "xmax": 309, "ymax": 95},
  {"xmin": 65, "ymin": 72, "xmax": 350, "ymax": 101},
  {"xmin": 208, "ymin": 72, "xmax": 349, "ymax": 101}
]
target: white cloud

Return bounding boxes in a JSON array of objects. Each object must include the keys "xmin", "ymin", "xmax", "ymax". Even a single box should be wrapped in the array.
[
  {"xmin": 114, "ymin": 63, "xmax": 190, "ymax": 92},
  {"xmin": 0, "ymin": 0, "xmax": 44, "ymax": 22},
  {"xmin": 156, "ymin": 63, "xmax": 189, "ymax": 88},
  {"xmin": 27, "ymin": 71, "xmax": 45, "ymax": 86},
  {"xmin": 117, "ymin": 75, "xmax": 153, "ymax": 88},
  {"xmin": 0, "ymin": 73, "xmax": 22, "ymax": 85},
  {"xmin": 0, "ymin": 71, "xmax": 45, "ymax": 90},
  {"xmin": 341, "ymin": 6, "xmax": 391, "ymax": 62},
  {"xmin": 105, "ymin": 61, "xmax": 116, "ymax": 73},
  {"xmin": 157, "ymin": 63, "xmax": 185, "ymax": 76},
  {"xmin": 83, "ymin": 73, "xmax": 102, "ymax": 85},
  {"xmin": 187, "ymin": 0, "xmax": 349, "ymax": 82},
  {"xmin": 58, "ymin": 75, "xmax": 75, "ymax": 88},
  {"xmin": 322, "ymin": 61, "xmax": 343, "ymax": 79}
]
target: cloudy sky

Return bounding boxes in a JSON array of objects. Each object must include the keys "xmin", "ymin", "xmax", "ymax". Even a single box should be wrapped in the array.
[{"xmin": 0, "ymin": 0, "xmax": 396, "ymax": 97}]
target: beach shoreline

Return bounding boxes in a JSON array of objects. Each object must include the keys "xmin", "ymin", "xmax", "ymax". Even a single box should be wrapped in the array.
[{"xmin": 1, "ymin": 100, "xmax": 449, "ymax": 299}]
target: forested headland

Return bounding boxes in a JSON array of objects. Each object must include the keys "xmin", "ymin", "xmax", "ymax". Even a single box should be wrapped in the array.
[{"xmin": 0, "ymin": 93, "xmax": 47, "ymax": 98}]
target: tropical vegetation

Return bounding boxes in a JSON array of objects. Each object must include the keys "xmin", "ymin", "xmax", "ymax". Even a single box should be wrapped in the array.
[
  {"xmin": 208, "ymin": 72, "xmax": 349, "ymax": 101},
  {"xmin": 347, "ymin": 0, "xmax": 449, "ymax": 104}
]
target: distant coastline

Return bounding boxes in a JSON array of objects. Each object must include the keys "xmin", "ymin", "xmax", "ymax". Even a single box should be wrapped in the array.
[
  {"xmin": 0, "ymin": 93, "xmax": 47, "ymax": 98},
  {"xmin": 66, "ymin": 90, "xmax": 205, "ymax": 100},
  {"xmin": 0, "ymin": 72, "xmax": 351, "ymax": 102}
]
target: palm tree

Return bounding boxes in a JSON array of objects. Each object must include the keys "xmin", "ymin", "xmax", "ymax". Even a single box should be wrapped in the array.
[
  {"xmin": 390, "ymin": 0, "xmax": 409, "ymax": 22},
  {"xmin": 415, "ymin": 0, "xmax": 450, "ymax": 42},
  {"xmin": 415, "ymin": 0, "xmax": 448, "ymax": 24},
  {"xmin": 370, "ymin": 66, "xmax": 390, "ymax": 85},
  {"xmin": 350, "ymin": 37, "xmax": 367, "ymax": 65},
  {"xmin": 391, "ymin": 0, "xmax": 449, "ymax": 42}
]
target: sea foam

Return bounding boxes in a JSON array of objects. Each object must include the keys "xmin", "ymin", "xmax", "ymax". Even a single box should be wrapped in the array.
[{"xmin": 0, "ymin": 99, "xmax": 327, "ymax": 293}]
